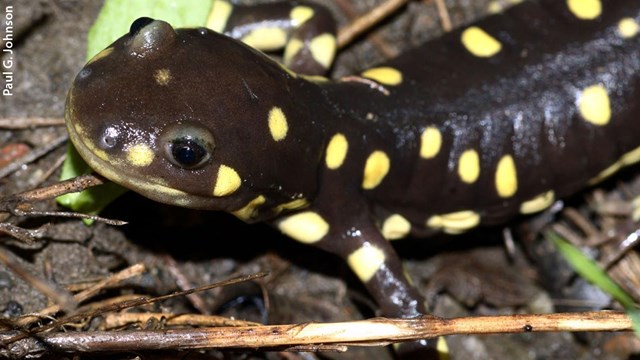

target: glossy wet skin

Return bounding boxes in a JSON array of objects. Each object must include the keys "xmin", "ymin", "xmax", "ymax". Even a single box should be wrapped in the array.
[
  {"xmin": 65, "ymin": 2, "xmax": 640, "ymax": 357},
  {"xmin": 67, "ymin": 3, "xmax": 640, "ymax": 234}
]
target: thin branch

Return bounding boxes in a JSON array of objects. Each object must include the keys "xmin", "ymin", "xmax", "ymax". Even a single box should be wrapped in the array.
[
  {"xmin": 0, "ymin": 117, "xmax": 66, "ymax": 129},
  {"xmin": 5, "ymin": 174, "xmax": 106, "ymax": 204},
  {"xmin": 337, "ymin": 0, "xmax": 409, "ymax": 49},
  {"xmin": 102, "ymin": 312, "xmax": 262, "ymax": 329},
  {"xmin": 15, "ymin": 263, "xmax": 147, "ymax": 328},
  {"xmin": 0, "ymin": 311, "xmax": 630, "ymax": 356},
  {"xmin": 433, "ymin": 0, "xmax": 452, "ymax": 32},
  {"xmin": 0, "ymin": 134, "xmax": 67, "ymax": 180},
  {"xmin": 3, "ymin": 272, "xmax": 269, "ymax": 346},
  {"xmin": 0, "ymin": 173, "xmax": 124, "ymax": 225}
]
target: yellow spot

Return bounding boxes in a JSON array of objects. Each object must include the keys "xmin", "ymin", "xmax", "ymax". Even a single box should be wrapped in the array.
[
  {"xmin": 268, "ymin": 107, "xmax": 288, "ymax": 141},
  {"xmin": 309, "ymin": 33, "xmax": 337, "ymax": 69},
  {"xmin": 458, "ymin": 149, "xmax": 480, "ymax": 184},
  {"xmin": 621, "ymin": 146, "xmax": 640, "ymax": 166},
  {"xmin": 520, "ymin": 191, "xmax": 555, "ymax": 214},
  {"xmin": 487, "ymin": 0, "xmax": 522, "ymax": 13},
  {"xmin": 588, "ymin": 162, "xmax": 621, "ymax": 185},
  {"xmin": 437, "ymin": 337, "xmax": 450, "ymax": 358},
  {"xmin": 427, "ymin": 210, "xmax": 481, "ymax": 234},
  {"xmin": 589, "ymin": 146, "xmax": 640, "ymax": 185},
  {"xmin": 207, "ymin": 0, "xmax": 233, "ymax": 32},
  {"xmin": 213, "ymin": 164, "xmax": 241, "ymax": 196},
  {"xmin": 381, "ymin": 214, "xmax": 411, "ymax": 240},
  {"xmin": 361, "ymin": 67, "xmax": 403, "ymax": 86},
  {"xmin": 618, "ymin": 18, "xmax": 639, "ymax": 39},
  {"xmin": 283, "ymin": 38, "xmax": 304, "ymax": 67},
  {"xmin": 301, "ymin": 74, "xmax": 329, "ymax": 82},
  {"xmin": 347, "ymin": 243, "xmax": 386, "ymax": 283},
  {"xmin": 325, "ymin": 133, "xmax": 349, "ymax": 170},
  {"xmin": 126, "ymin": 144, "xmax": 154, "ymax": 167},
  {"xmin": 241, "ymin": 28, "xmax": 287, "ymax": 51},
  {"xmin": 87, "ymin": 47, "xmax": 114, "ymax": 64},
  {"xmin": 567, "ymin": 0, "xmax": 602, "ymax": 20},
  {"xmin": 362, "ymin": 151, "xmax": 390, "ymax": 189},
  {"xmin": 278, "ymin": 211, "xmax": 329, "ymax": 244},
  {"xmin": 274, "ymin": 198, "xmax": 310, "ymax": 214},
  {"xmin": 278, "ymin": 62, "xmax": 298, "ymax": 78},
  {"xmin": 487, "ymin": 1, "xmax": 503, "ymax": 14},
  {"xmin": 460, "ymin": 26, "xmax": 502, "ymax": 57},
  {"xmin": 154, "ymin": 68, "xmax": 172, "ymax": 86},
  {"xmin": 495, "ymin": 155, "xmax": 518, "ymax": 198},
  {"xmin": 632, "ymin": 196, "xmax": 640, "ymax": 222},
  {"xmin": 420, "ymin": 126, "xmax": 442, "ymax": 159},
  {"xmin": 290, "ymin": 6, "xmax": 314, "ymax": 26},
  {"xmin": 232, "ymin": 195, "xmax": 266, "ymax": 221},
  {"xmin": 578, "ymin": 84, "xmax": 610, "ymax": 126}
]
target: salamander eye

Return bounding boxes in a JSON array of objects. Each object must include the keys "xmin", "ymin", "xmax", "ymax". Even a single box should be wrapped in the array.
[
  {"xmin": 162, "ymin": 125, "xmax": 215, "ymax": 169},
  {"xmin": 168, "ymin": 137, "xmax": 210, "ymax": 168},
  {"xmin": 130, "ymin": 17, "xmax": 154, "ymax": 36}
]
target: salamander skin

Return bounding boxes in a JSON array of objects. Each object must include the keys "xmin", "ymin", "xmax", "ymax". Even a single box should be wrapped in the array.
[{"xmin": 65, "ymin": 0, "xmax": 640, "ymax": 357}]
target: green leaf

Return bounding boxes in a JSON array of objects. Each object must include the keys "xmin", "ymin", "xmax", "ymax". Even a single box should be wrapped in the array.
[
  {"xmin": 59, "ymin": 0, "xmax": 212, "ymax": 219},
  {"xmin": 86, "ymin": 0, "xmax": 212, "ymax": 59},
  {"xmin": 57, "ymin": 146, "xmax": 128, "ymax": 225},
  {"xmin": 548, "ymin": 231, "xmax": 640, "ymax": 336}
]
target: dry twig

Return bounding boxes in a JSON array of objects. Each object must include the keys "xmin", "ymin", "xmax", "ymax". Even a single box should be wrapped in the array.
[
  {"xmin": 0, "ymin": 173, "xmax": 124, "ymax": 225},
  {"xmin": 337, "ymin": 0, "xmax": 409, "ymax": 49},
  {"xmin": 15, "ymin": 263, "xmax": 147, "ymax": 328},
  {"xmin": 0, "ymin": 311, "xmax": 630, "ymax": 356},
  {"xmin": 0, "ymin": 117, "xmax": 65, "ymax": 129}
]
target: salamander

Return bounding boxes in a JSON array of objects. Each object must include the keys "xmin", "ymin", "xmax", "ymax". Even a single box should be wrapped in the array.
[{"xmin": 64, "ymin": 0, "xmax": 640, "ymax": 357}]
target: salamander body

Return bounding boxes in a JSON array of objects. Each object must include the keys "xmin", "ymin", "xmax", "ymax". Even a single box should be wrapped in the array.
[{"xmin": 65, "ymin": 0, "xmax": 640, "ymax": 357}]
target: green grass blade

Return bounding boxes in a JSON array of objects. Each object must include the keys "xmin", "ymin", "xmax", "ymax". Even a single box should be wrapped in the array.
[{"xmin": 548, "ymin": 231, "xmax": 640, "ymax": 336}]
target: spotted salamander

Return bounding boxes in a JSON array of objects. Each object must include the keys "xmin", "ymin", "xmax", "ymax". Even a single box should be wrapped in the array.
[{"xmin": 65, "ymin": 0, "xmax": 640, "ymax": 357}]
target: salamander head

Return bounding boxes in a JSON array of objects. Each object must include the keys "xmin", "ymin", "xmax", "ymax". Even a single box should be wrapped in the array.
[{"xmin": 65, "ymin": 18, "xmax": 320, "ymax": 216}]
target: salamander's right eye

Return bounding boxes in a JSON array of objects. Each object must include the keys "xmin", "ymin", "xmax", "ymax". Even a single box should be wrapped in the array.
[{"xmin": 162, "ymin": 125, "xmax": 215, "ymax": 170}]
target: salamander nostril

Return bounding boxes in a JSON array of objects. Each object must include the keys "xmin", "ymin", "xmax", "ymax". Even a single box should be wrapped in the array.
[
  {"xmin": 78, "ymin": 68, "xmax": 92, "ymax": 79},
  {"xmin": 129, "ymin": 17, "xmax": 155, "ymax": 36},
  {"xmin": 101, "ymin": 126, "xmax": 120, "ymax": 149}
]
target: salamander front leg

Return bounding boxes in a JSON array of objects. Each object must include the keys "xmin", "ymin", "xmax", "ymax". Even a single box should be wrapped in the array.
[
  {"xmin": 338, "ymin": 223, "xmax": 425, "ymax": 319},
  {"xmin": 276, "ymin": 210, "xmax": 446, "ymax": 359}
]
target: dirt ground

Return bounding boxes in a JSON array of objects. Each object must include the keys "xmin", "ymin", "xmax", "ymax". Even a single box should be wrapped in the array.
[{"xmin": 1, "ymin": 0, "xmax": 639, "ymax": 359}]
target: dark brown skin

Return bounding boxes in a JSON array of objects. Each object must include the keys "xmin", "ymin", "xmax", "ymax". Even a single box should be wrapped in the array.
[{"xmin": 65, "ymin": 1, "xmax": 640, "ymax": 358}]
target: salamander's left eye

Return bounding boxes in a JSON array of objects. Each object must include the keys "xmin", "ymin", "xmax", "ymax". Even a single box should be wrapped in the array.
[
  {"xmin": 163, "ymin": 125, "xmax": 215, "ymax": 170},
  {"xmin": 129, "ymin": 17, "xmax": 154, "ymax": 36}
]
